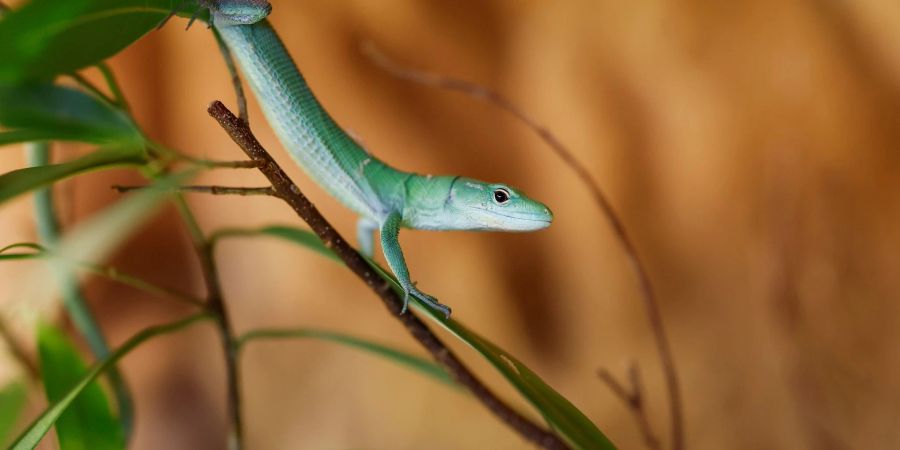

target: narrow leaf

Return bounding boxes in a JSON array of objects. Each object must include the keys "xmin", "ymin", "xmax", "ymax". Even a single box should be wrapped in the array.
[
  {"xmin": 27, "ymin": 141, "xmax": 133, "ymax": 439},
  {"xmin": 37, "ymin": 323, "xmax": 123, "ymax": 450},
  {"xmin": 0, "ymin": 146, "xmax": 146, "ymax": 205},
  {"xmin": 216, "ymin": 225, "xmax": 616, "ymax": 449},
  {"xmin": 0, "ymin": 380, "xmax": 28, "ymax": 446},
  {"xmin": 0, "ymin": 130, "xmax": 63, "ymax": 146},
  {"xmin": 11, "ymin": 314, "xmax": 211, "ymax": 450},
  {"xmin": 238, "ymin": 327, "xmax": 457, "ymax": 388},
  {"xmin": 0, "ymin": 83, "xmax": 143, "ymax": 147}
]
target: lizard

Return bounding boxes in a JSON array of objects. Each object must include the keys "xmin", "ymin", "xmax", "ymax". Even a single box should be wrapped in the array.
[{"xmin": 203, "ymin": 0, "xmax": 553, "ymax": 318}]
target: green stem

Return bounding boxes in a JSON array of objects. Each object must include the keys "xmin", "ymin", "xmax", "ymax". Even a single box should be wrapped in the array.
[
  {"xmin": 96, "ymin": 62, "xmax": 130, "ymax": 112},
  {"xmin": 235, "ymin": 327, "xmax": 458, "ymax": 387},
  {"xmin": 213, "ymin": 28, "xmax": 249, "ymax": 123},
  {"xmin": 146, "ymin": 140, "xmax": 259, "ymax": 170},
  {"xmin": 172, "ymin": 194, "xmax": 244, "ymax": 450},
  {"xmin": 26, "ymin": 142, "xmax": 135, "ymax": 441},
  {"xmin": 67, "ymin": 72, "xmax": 118, "ymax": 107}
]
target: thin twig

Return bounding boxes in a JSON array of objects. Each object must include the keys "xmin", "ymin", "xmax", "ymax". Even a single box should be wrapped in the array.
[
  {"xmin": 213, "ymin": 28, "xmax": 249, "ymax": 123},
  {"xmin": 0, "ymin": 249, "xmax": 205, "ymax": 307},
  {"xmin": 171, "ymin": 194, "xmax": 244, "ymax": 450},
  {"xmin": 190, "ymin": 159, "xmax": 261, "ymax": 169},
  {"xmin": 598, "ymin": 365, "xmax": 661, "ymax": 450},
  {"xmin": 96, "ymin": 62, "xmax": 131, "ymax": 112},
  {"xmin": 146, "ymin": 141, "xmax": 262, "ymax": 170},
  {"xmin": 113, "ymin": 185, "xmax": 276, "ymax": 196},
  {"xmin": 85, "ymin": 263, "xmax": 205, "ymax": 307},
  {"xmin": 68, "ymin": 71, "xmax": 118, "ymax": 106},
  {"xmin": 363, "ymin": 43, "xmax": 684, "ymax": 450},
  {"xmin": 207, "ymin": 100, "xmax": 569, "ymax": 450}
]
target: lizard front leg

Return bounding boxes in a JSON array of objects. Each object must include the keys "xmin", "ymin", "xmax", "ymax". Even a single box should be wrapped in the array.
[{"xmin": 380, "ymin": 212, "xmax": 452, "ymax": 318}]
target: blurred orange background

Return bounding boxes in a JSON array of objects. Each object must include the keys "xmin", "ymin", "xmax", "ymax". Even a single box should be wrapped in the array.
[{"xmin": 2, "ymin": 0, "xmax": 900, "ymax": 448}]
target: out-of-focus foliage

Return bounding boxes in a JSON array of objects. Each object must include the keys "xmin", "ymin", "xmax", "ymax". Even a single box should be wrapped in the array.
[
  {"xmin": 0, "ymin": 0, "xmax": 202, "ymax": 83},
  {"xmin": 0, "ymin": 380, "xmax": 27, "ymax": 446},
  {"xmin": 11, "ymin": 315, "xmax": 210, "ymax": 450},
  {"xmin": 37, "ymin": 323, "xmax": 123, "ymax": 450},
  {"xmin": 0, "ymin": 84, "xmax": 142, "ymax": 146},
  {"xmin": 0, "ymin": 147, "xmax": 145, "ymax": 204}
]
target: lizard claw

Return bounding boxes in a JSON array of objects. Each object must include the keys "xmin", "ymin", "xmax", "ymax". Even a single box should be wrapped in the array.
[
  {"xmin": 402, "ymin": 286, "xmax": 452, "ymax": 319},
  {"xmin": 400, "ymin": 291, "xmax": 410, "ymax": 315}
]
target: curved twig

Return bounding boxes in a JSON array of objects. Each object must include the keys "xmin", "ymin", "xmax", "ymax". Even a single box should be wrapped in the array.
[{"xmin": 598, "ymin": 364, "xmax": 661, "ymax": 450}]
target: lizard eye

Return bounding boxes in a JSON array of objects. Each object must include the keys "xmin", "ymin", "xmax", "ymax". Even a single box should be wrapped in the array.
[{"xmin": 493, "ymin": 188, "xmax": 511, "ymax": 204}]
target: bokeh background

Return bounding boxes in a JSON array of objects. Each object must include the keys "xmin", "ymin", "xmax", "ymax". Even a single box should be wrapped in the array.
[{"xmin": 2, "ymin": 0, "xmax": 900, "ymax": 448}]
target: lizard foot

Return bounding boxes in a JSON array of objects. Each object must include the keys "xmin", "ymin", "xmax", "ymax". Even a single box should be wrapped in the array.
[{"xmin": 402, "ymin": 286, "xmax": 452, "ymax": 319}]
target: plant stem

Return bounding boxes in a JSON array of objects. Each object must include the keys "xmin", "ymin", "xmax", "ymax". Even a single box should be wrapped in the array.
[
  {"xmin": 67, "ymin": 72, "xmax": 118, "ymax": 107},
  {"xmin": 213, "ymin": 28, "xmax": 249, "ymax": 123},
  {"xmin": 0, "ymin": 249, "xmax": 205, "ymax": 307},
  {"xmin": 207, "ymin": 100, "xmax": 569, "ymax": 450},
  {"xmin": 172, "ymin": 195, "xmax": 243, "ymax": 450},
  {"xmin": 598, "ymin": 365, "xmax": 660, "ymax": 450},
  {"xmin": 26, "ymin": 142, "xmax": 135, "ymax": 440},
  {"xmin": 96, "ymin": 62, "xmax": 130, "ymax": 112},
  {"xmin": 113, "ymin": 185, "xmax": 275, "ymax": 196}
]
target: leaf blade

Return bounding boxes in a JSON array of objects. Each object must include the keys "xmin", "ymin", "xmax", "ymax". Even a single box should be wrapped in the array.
[
  {"xmin": 0, "ymin": 0, "xmax": 204, "ymax": 83},
  {"xmin": 0, "ymin": 380, "xmax": 28, "ymax": 446},
  {"xmin": 37, "ymin": 323, "xmax": 123, "ymax": 450},
  {"xmin": 0, "ymin": 83, "xmax": 143, "ymax": 147},
  {"xmin": 10, "ymin": 314, "xmax": 211, "ymax": 450},
  {"xmin": 0, "ymin": 146, "xmax": 146, "ymax": 205},
  {"xmin": 238, "ymin": 327, "xmax": 458, "ymax": 388}
]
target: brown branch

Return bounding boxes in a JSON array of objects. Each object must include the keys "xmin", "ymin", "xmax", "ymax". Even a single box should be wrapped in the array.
[
  {"xmin": 113, "ymin": 185, "xmax": 276, "ymax": 196},
  {"xmin": 206, "ymin": 100, "xmax": 569, "ymax": 450},
  {"xmin": 598, "ymin": 364, "xmax": 661, "ymax": 450},
  {"xmin": 185, "ymin": 159, "xmax": 261, "ymax": 169},
  {"xmin": 363, "ymin": 42, "xmax": 684, "ymax": 450}
]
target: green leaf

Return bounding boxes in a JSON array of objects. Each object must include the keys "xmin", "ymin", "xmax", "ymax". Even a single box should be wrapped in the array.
[
  {"xmin": 11, "ymin": 314, "xmax": 211, "ymax": 450},
  {"xmin": 0, "ymin": 0, "xmax": 206, "ymax": 83},
  {"xmin": 37, "ymin": 323, "xmax": 123, "ymax": 450},
  {"xmin": 0, "ymin": 380, "xmax": 28, "ymax": 446},
  {"xmin": 237, "ymin": 327, "xmax": 458, "ymax": 388},
  {"xmin": 0, "ymin": 146, "xmax": 146, "ymax": 205},
  {"xmin": 0, "ymin": 83, "xmax": 143, "ymax": 147},
  {"xmin": 215, "ymin": 225, "xmax": 617, "ymax": 450},
  {"xmin": 0, "ymin": 130, "xmax": 64, "ymax": 146}
]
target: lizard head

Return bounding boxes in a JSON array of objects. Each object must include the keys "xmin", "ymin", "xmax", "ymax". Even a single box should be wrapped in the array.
[
  {"xmin": 209, "ymin": 0, "xmax": 272, "ymax": 26},
  {"xmin": 444, "ymin": 177, "xmax": 553, "ymax": 231}
]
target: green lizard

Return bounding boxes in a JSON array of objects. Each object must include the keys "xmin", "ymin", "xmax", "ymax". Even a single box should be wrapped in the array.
[{"xmin": 205, "ymin": 0, "xmax": 552, "ymax": 317}]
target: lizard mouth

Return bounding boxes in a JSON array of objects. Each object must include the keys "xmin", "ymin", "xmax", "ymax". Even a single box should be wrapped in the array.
[{"xmin": 470, "ymin": 207, "xmax": 553, "ymax": 228}]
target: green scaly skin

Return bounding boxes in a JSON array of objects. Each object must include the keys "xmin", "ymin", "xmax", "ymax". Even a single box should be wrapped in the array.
[{"xmin": 209, "ymin": 0, "xmax": 553, "ymax": 317}]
